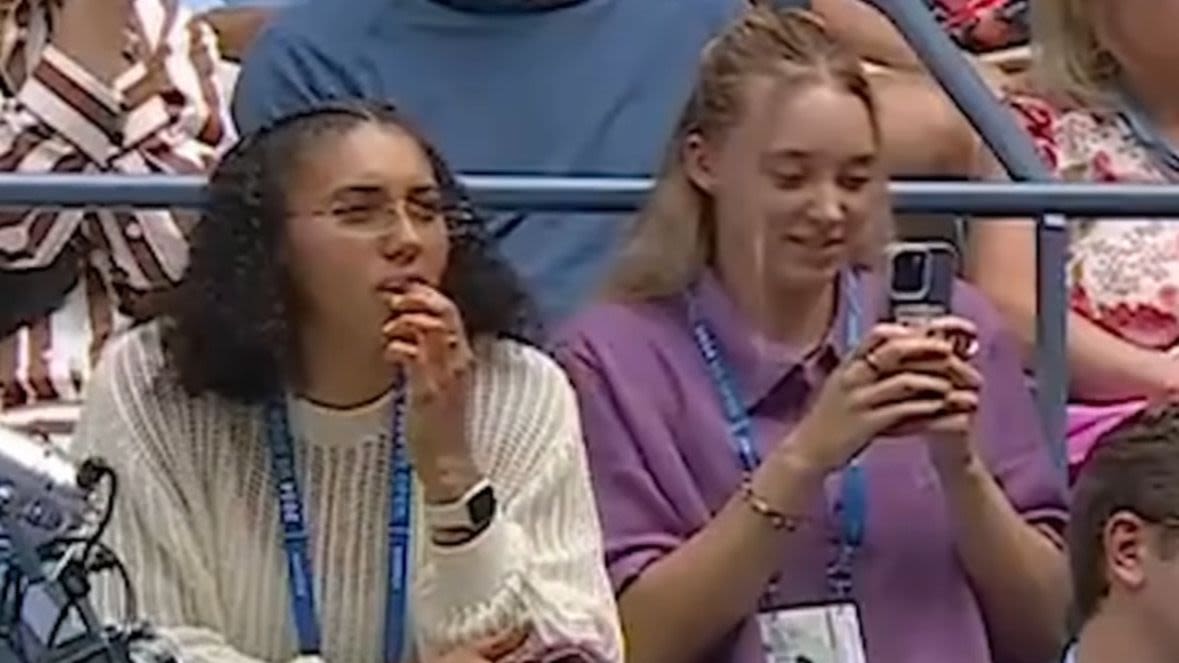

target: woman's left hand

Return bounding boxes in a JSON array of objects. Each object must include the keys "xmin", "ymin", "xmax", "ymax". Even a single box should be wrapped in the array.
[
  {"xmin": 382, "ymin": 282, "xmax": 480, "ymax": 501},
  {"xmin": 893, "ymin": 317, "xmax": 985, "ymax": 472},
  {"xmin": 423, "ymin": 625, "xmax": 531, "ymax": 662}
]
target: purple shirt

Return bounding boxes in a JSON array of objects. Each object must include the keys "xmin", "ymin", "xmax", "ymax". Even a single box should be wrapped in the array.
[{"xmin": 554, "ymin": 269, "xmax": 1067, "ymax": 663}]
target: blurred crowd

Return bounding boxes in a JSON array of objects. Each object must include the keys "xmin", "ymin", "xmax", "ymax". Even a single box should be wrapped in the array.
[{"xmin": 1, "ymin": 1, "xmax": 1178, "ymax": 663}]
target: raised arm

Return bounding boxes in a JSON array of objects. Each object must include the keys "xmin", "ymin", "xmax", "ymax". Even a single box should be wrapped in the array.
[
  {"xmin": 414, "ymin": 344, "xmax": 624, "ymax": 662},
  {"xmin": 556, "ymin": 325, "xmax": 966, "ymax": 663}
]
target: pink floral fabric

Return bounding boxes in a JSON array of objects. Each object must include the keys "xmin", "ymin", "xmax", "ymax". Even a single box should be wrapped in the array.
[
  {"xmin": 1008, "ymin": 94, "xmax": 1179, "ymax": 472},
  {"xmin": 1009, "ymin": 95, "xmax": 1179, "ymax": 351},
  {"xmin": 927, "ymin": 0, "xmax": 1029, "ymax": 53}
]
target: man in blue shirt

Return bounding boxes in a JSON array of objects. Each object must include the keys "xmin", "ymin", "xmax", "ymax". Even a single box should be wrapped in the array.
[
  {"xmin": 234, "ymin": 0, "xmax": 747, "ymax": 321},
  {"xmin": 1065, "ymin": 408, "xmax": 1179, "ymax": 663},
  {"xmin": 185, "ymin": 0, "xmax": 298, "ymax": 63}
]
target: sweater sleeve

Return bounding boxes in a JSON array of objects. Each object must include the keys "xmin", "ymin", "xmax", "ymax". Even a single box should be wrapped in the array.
[
  {"xmin": 413, "ymin": 344, "xmax": 623, "ymax": 662},
  {"xmin": 70, "ymin": 329, "xmax": 306, "ymax": 663}
]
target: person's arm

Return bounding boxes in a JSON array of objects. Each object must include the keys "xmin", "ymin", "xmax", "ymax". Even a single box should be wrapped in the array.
[
  {"xmin": 413, "ymin": 345, "xmax": 624, "ymax": 662},
  {"xmin": 196, "ymin": 7, "xmax": 277, "ymax": 62},
  {"xmin": 811, "ymin": 0, "xmax": 925, "ymax": 70},
  {"xmin": 556, "ymin": 343, "xmax": 820, "ymax": 663},
  {"xmin": 935, "ymin": 458, "xmax": 1069, "ymax": 663},
  {"xmin": 968, "ymin": 220, "xmax": 1179, "ymax": 401},
  {"xmin": 100, "ymin": 1, "xmax": 231, "ymax": 317},
  {"xmin": 71, "ymin": 330, "xmax": 314, "ymax": 663},
  {"xmin": 614, "ymin": 447, "xmax": 827, "ymax": 663},
  {"xmin": 800, "ymin": 0, "xmax": 1016, "ymax": 179},
  {"xmin": 0, "ymin": 0, "xmax": 230, "ymax": 316},
  {"xmin": 557, "ymin": 326, "xmax": 959, "ymax": 663},
  {"xmin": 934, "ymin": 300, "xmax": 1070, "ymax": 663}
]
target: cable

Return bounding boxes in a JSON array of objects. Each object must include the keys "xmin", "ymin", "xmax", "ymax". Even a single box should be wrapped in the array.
[
  {"xmin": 2, "ymin": 458, "xmax": 138, "ymax": 661},
  {"xmin": 0, "ymin": 568, "xmax": 15, "ymax": 657},
  {"xmin": 88, "ymin": 544, "xmax": 136, "ymax": 624},
  {"xmin": 29, "ymin": 550, "xmax": 138, "ymax": 648},
  {"xmin": 80, "ymin": 463, "xmax": 117, "ymax": 564},
  {"xmin": 46, "ymin": 594, "xmax": 79, "ymax": 650},
  {"xmin": 10, "ymin": 575, "xmax": 28, "ymax": 661}
]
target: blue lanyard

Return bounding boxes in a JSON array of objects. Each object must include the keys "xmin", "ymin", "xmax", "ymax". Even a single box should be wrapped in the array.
[
  {"xmin": 689, "ymin": 273, "xmax": 866, "ymax": 599},
  {"xmin": 1119, "ymin": 87, "xmax": 1179, "ymax": 179},
  {"xmin": 264, "ymin": 391, "xmax": 413, "ymax": 662}
]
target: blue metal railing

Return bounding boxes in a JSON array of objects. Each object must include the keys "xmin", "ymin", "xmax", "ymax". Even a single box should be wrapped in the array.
[
  {"xmin": 3, "ymin": 173, "xmax": 1179, "ymax": 216},
  {"xmin": 865, "ymin": 0, "xmax": 1069, "ymax": 465},
  {"xmin": 3, "ymin": 3, "xmax": 1170, "ymax": 472},
  {"xmin": 4, "ymin": 172, "xmax": 1177, "ymax": 472}
]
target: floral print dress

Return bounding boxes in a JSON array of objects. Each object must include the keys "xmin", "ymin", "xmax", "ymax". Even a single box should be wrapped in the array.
[
  {"xmin": 1008, "ymin": 94, "xmax": 1179, "ymax": 468},
  {"xmin": 1010, "ymin": 95, "xmax": 1179, "ymax": 351},
  {"xmin": 927, "ymin": 0, "xmax": 1029, "ymax": 53}
]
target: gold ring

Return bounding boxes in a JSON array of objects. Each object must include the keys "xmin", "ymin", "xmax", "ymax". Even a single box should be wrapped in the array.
[{"xmin": 862, "ymin": 353, "xmax": 883, "ymax": 377}]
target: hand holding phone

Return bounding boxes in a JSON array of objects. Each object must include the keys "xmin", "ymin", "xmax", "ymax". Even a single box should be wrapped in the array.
[{"xmin": 886, "ymin": 241, "xmax": 977, "ymax": 360}]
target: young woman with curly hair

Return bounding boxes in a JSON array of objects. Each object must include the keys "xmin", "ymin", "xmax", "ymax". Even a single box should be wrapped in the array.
[{"xmin": 71, "ymin": 100, "xmax": 622, "ymax": 663}]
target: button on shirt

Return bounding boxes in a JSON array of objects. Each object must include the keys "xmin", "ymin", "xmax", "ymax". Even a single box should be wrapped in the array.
[{"xmin": 554, "ymin": 269, "xmax": 1068, "ymax": 663}]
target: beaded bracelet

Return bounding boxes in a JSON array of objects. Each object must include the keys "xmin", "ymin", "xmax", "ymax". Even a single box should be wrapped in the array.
[{"xmin": 739, "ymin": 480, "xmax": 802, "ymax": 532}]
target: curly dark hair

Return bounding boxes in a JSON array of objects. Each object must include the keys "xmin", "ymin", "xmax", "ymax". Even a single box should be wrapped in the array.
[{"xmin": 164, "ymin": 100, "xmax": 537, "ymax": 403}]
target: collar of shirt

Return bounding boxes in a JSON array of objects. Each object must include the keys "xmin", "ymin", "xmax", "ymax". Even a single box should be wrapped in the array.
[{"xmin": 688, "ymin": 269, "xmax": 880, "ymax": 410}]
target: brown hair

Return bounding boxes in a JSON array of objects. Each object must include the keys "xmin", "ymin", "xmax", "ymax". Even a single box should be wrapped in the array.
[
  {"xmin": 606, "ymin": 5, "xmax": 882, "ymax": 301},
  {"xmin": 1070, "ymin": 406, "xmax": 1179, "ymax": 623}
]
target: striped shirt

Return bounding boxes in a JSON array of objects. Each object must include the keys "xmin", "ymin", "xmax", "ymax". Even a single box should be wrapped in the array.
[{"xmin": 0, "ymin": 0, "xmax": 230, "ymax": 426}]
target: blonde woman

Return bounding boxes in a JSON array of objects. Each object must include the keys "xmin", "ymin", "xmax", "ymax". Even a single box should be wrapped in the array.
[
  {"xmin": 556, "ymin": 7, "xmax": 1068, "ymax": 663},
  {"xmin": 966, "ymin": 0, "xmax": 1179, "ymax": 471}
]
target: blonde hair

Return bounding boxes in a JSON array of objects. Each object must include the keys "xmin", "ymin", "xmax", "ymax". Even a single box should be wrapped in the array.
[
  {"xmin": 606, "ymin": 5, "xmax": 882, "ymax": 302},
  {"xmin": 1030, "ymin": 0, "xmax": 1119, "ymax": 107}
]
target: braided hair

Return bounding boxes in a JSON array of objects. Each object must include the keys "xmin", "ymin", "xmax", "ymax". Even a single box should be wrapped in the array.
[{"xmin": 163, "ymin": 100, "xmax": 537, "ymax": 403}]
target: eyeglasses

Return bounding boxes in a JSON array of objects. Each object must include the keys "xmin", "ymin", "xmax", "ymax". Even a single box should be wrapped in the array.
[{"xmin": 294, "ymin": 194, "xmax": 473, "ymax": 238}]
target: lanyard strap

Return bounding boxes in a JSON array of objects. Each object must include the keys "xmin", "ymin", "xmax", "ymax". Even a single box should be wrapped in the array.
[
  {"xmin": 689, "ymin": 273, "xmax": 866, "ymax": 599},
  {"xmin": 1119, "ymin": 87, "xmax": 1179, "ymax": 179},
  {"xmin": 265, "ymin": 391, "xmax": 413, "ymax": 662},
  {"xmin": 1062, "ymin": 643, "xmax": 1077, "ymax": 663}
]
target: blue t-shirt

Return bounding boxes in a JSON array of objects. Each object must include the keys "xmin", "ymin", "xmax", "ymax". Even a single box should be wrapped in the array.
[{"xmin": 234, "ymin": 0, "xmax": 743, "ymax": 321}]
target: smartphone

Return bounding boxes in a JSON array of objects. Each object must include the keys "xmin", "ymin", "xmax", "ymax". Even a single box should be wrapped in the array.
[{"xmin": 885, "ymin": 241, "xmax": 958, "ymax": 326}]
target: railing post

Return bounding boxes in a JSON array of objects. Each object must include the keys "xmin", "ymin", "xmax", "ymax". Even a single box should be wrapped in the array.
[
  {"xmin": 1036, "ymin": 215, "xmax": 1069, "ymax": 469},
  {"xmin": 865, "ymin": 0, "xmax": 1068, "ymax": 469}
]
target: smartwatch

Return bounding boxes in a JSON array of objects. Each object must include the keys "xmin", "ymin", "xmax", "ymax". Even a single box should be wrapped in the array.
[{"xmin": 424, "ymin": 478, "xmax": 497, "ymax": 543}]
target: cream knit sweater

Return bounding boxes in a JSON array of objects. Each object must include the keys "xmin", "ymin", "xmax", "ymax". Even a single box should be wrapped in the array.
[{"xmin": 70, "ymin": 324, "xmax": 622, "ymax": 663}]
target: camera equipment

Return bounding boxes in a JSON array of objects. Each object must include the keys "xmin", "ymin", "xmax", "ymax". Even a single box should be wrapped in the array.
[{"xmin": 0, "ymin": 425, "xmax": 177, "ymax": 663}]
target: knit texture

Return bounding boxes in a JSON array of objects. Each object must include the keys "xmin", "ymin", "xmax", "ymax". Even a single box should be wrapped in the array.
[{"xmin": 71, "ymin": 324, "xmax": 622, "ymax": 662}]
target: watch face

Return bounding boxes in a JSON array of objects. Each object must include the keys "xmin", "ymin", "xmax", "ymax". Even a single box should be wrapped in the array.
[{"xmin": 468, "ymin": 485, "xmax": 497, "ymax": 526}]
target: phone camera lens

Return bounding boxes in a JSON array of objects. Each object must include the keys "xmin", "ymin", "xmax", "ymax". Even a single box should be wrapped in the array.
[{"xmin": 892, "ymin": 250, "xmax": 928, "ymax": 295}]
